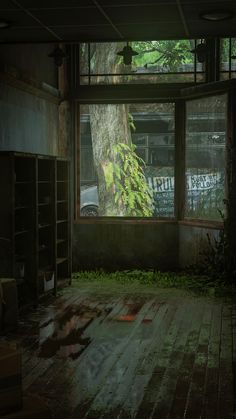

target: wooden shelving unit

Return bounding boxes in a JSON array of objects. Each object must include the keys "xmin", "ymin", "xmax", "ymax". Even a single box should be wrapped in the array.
[
  {"xmin": 0, "ymin": 152, "xmax": 71, "ymax": 305},
  {"xmin": 14, "ymin": 155, "xmax": 36, "ymax": 300},
  {"xmin": 56, "ymin": 159, "xmax": 71, "ymax": 292},
  {"xmin": 37, "ymin": 157, "xmax": 56, "ymax": 297}
]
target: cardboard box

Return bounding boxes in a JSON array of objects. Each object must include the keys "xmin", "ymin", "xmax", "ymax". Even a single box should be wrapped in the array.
[
  {"xmin": 44, "ymin": 272, "xmax": 55, "ymax": 293},
  {"xmin": 0, "ymin": 341, "xmax": 22, "ymax": 415}
]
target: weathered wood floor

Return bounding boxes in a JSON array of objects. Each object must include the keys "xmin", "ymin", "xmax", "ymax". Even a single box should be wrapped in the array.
[{"xmin": 9, "ymin": 282, "xmax": 236, "ymax": 418}]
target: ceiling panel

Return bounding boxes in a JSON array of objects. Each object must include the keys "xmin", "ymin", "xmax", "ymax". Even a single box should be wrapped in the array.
[
  {"xmin": 182, "ymin": 3, "xmax": 236, "ymax": 20},
  {"xmin": 0, "ymin": 10, "xmax": 42, "ymax": 26},
  {"xmin": 0, "ymin": 2, "xmax": 19, "ymax": 10},
  {"xmin": 180, "ymin": 0, "xmax": 236, "ymax": 3},
  {"xmin": 189, "ymin": 20, "xmax": 236, "ymax": 38},
  {"xmin": 105, "ymin": 5, "xmax": 180, "ymax": 25},
  {"xmin": 0, "ymin": 27, "xmax": 55, "ymax": 42},
  {"xmin": 32, "ymin": 8, "xmax": 107, "ymax": 26},
  {"xmin": 54, "ymin": 25, "xmax": 120, "ymax": 42},
  {"xmin": 98, "ymin": 0, "xmax": 177, "ymax": 5},
  {"xmin": 0, "ymin": 0, "xmax": 235, "ymax": 43},
  {"xmin": 18, "ymin": 0, "xmax": 94, "ymax": 8},
  {"xmin": 118, "ymin": 22, "xmax": 186, "ymax": 40}
]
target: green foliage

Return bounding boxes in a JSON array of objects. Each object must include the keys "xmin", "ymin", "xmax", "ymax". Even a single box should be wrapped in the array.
[
  {"xmin": 197, "ymin": 209, "xmax": 228, "ymax": 280},
  {"xmin": 186, "ymin": 208, "xmax": 233, "ymax": 285},
  {"xmin": 131, "ymin": 40, "xmax": 194, "ymax": 71},
  {"xmin": 105, "ymin": 142, "xmax": 154, "ymax": 216},
  {"xmin": 221, "ymin": 38, "xmax": 229, "ymax": 63},
  {"xmin": 128, "ymin": 113, "xmax": 136, "ymax": 132},
  {"xmin": 220, "ymin": 38, "xmax": 236, "ymax": 67},
  {"xmin": 72, "ymin": 269, "xmax": 230, "ymax": 296}
]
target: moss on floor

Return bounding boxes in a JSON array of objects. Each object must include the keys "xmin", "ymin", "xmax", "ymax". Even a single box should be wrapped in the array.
[{"xmin": 72, "ymin": 270, "xmax": 235, "ymax": 297}]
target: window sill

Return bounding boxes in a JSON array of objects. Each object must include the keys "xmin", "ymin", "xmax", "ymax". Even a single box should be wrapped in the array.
[
  {"xmin": 75, "ymin": 217, "xmax": 177, "ymax": 225},
  {"xmin": 178, "ymin": 219, "xmax": 223, "ymax": 229},
  {"xmin": 75, "ymin": 217, "xmax": 223, "ymax": 229}
]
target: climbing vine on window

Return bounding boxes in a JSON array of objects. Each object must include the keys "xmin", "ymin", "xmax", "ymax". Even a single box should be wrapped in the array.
[{"xmin": 105, "ymin": 142, "xmax": 154, "ymax": 217}]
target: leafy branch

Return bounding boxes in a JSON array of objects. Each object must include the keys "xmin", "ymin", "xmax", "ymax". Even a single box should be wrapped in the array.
[
  {"xmin": 105, "ymin": 142, "xmax": 154, "ymax": 216},
  {"xmin": 132, "ymin": 40, "xmax": 194, "ymax": 71}
]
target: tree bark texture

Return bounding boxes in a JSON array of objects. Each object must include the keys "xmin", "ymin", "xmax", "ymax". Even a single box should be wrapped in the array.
[{"xmin": 89, "ymin": 43, "xmax": 132, "ymax": 216}]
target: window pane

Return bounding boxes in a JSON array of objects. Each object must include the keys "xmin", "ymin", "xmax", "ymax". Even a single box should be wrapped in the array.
[
  {"xmin": 220, "ymin": 38, "xmax": 236, "ymax": 80},
  {"xmin": 80, "ymin": 103, "xmax": 175, "ymax": 217},
  {"xmin": 185, "ymin": 95, "xmax": 227, "ymax": 220},
  {"xmin": 80, "ymin": 40, "xmax": 204, "ymax": 85},
  {"xmin": 220, "ymin": 38, "xmax": 230, "ymax": 73}
]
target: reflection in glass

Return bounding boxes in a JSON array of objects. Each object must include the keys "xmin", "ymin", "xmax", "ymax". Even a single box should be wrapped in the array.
[{"xmin": 185, "ymin": 95, "xmax": 227, "ymax": 220}]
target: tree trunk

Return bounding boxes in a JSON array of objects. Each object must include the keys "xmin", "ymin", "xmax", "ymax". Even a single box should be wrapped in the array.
[{"xmin": 89, "ymin": 43, "xmax": 132, "ymax": 216}]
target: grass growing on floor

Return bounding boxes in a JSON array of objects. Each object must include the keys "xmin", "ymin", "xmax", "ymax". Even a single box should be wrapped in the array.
[{"xmin": 72, "ymin": 270, "xmax": 233, "ymax": 296}]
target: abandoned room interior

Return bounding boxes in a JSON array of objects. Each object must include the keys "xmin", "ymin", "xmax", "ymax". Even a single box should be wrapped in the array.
[{"xmin": 1, "ymin": 0, "xmax": 236, "ymax": 418}]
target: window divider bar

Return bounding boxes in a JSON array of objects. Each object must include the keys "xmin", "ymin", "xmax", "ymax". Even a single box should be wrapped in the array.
[{"xmin": 174, "ymin": 100, "xmax": 186, "ymax": 220}]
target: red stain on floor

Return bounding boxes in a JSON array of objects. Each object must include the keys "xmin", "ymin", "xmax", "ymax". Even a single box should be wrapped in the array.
[{"xmin": 115, "ymin": 314, "xmax": 136, "ymax": 322}]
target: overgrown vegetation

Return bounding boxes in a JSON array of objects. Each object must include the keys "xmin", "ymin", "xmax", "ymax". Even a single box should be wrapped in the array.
[
  {"xmin": 72, "ymin": 208, "xmax": 236, "ymax": 295},
  {"xmin": 105, "ymin": 142, "xmax": 154, "ymax": 216},
  {"xmin": 72, "ymin": 269, "xmax": 233, "ymax": 296},
  {"xmin": 189, "ymin": 208, "xmax": 231, "ymax": 282}
]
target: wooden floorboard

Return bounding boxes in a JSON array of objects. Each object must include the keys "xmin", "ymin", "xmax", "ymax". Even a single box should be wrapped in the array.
[{"xmin": 4, "ymin": 282, "xmax": 236, "ymax": 419}]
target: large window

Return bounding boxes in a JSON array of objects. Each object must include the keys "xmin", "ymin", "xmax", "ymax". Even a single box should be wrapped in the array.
[
  {"xmin": 80, "ymin": 40, "xmax": 205, "ymax": 85},
  {"xmin": 185, "ymin": 95, "xmax": 227, "ymax": 220},
  {"xmin": 78, "ymin": 39, "xmax": 229, "ymax": 223},
  {"xmin": 80, "ymin": 103, "xmax": 175, "ymax": 217}
]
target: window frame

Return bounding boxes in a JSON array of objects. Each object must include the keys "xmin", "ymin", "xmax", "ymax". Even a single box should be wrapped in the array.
[
  {"xmin": 78, "ymin": 100, "xmax": 177, "ymax": 221},
  {"xmin": 220, "ymin": 37, "xmax": 236, "ymax": 80},
  {"xmin": 74, "ymin": 73, "xmax": 235, "ymax": 227},
  {"xmin": 79, "ymin": 39, "xmax": 206, "ymax": 86}
]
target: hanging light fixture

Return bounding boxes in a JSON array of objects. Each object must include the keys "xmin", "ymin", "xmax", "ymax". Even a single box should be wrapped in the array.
[
  {"xmin": 48, "ymin": 46, "xmax": 67, "ymax": 67},
  {"xmin": 199, "ymin": 9, "xmax": 234, "ymax": 21},
  {"xmin": 117, "ymin": 42, "xmax": 138, "ymax": 65},
  {"xmin": 191, "ymin": 41, "xmax": 208, "ymax": 63}
]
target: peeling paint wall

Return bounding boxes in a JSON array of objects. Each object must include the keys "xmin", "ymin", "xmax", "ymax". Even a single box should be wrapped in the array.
[
  {"xmin": 0, "ymin": 81, "xmax": 59, "ymax": 155},
  {"xmin": 0, "ymin": 44, "xmax": 60, "ymax": 156},
  {"xmin": 0, "ymin": 44, "xmax": 57, "ymax": 87},
  {"xmin": 58, "ymin": 100, "xmax": 71, "ymax": 157}
]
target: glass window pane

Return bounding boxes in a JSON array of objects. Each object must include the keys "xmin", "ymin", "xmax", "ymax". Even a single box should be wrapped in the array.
[
  {"xmin": 80, "ymin": 103, "xmax": 175, "ymax": 217},
  {"xmin": 185, "ymin": 95, "xmax": 227, "ymax": 220},
  {"xmin": 220, "ymin": 38, "xmax": 230, "ymax": 72},
  {"xmin": 220, "ymin": 38, "xmax": 236, "ymax": 80},
  {"xmin": 232, "ymin": 38, "xmax": 236, "ymax": 77},
  {"xmin": 80, "ymin": 40, "xmax": 204, "ymax": 85}
]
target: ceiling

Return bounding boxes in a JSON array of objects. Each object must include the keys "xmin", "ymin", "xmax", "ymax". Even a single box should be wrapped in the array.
[{"xmin": 0, "ymin": 0, "xmax": 236, "ymax": 44}]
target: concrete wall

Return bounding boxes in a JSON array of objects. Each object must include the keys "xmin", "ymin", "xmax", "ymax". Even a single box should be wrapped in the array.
[
  {"xmin": 73, "ymin": 222, "xmax": 178, "ymax": 271},
  {"xmin": 72, "ymin": 221, "xmax": 222, "ymax": 272},
  {"xmin": 0, "ymin": 81, "xmax": 59, "ymax": 155}
]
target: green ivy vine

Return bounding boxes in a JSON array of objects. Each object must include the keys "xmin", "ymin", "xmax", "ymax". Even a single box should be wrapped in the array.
[{"xmin": 104, "ymin": 142, "xmax": 154, "ymax": 216}]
